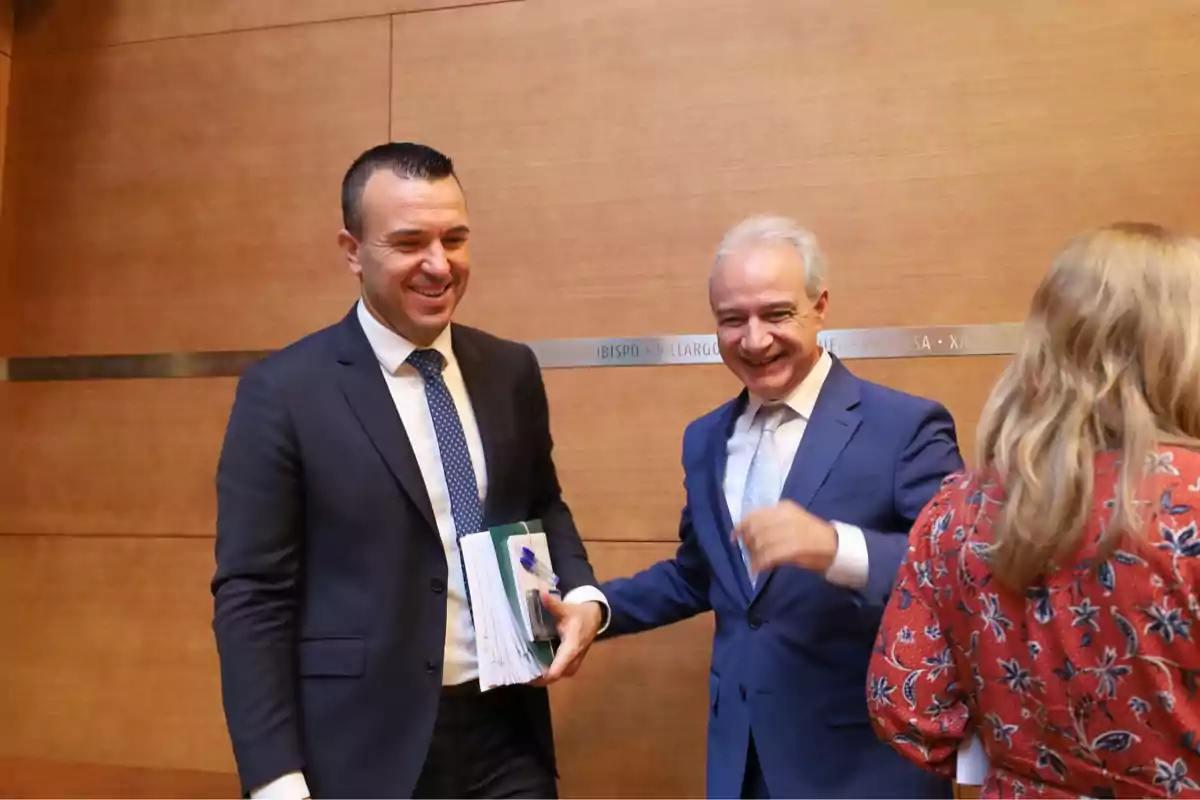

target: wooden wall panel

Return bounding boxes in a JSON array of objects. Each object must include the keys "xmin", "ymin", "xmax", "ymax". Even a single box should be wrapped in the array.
[
  {"xmin": 391, "ymin": 0, "xmax": 1200, "ymax": 343},
  {"xmin": 546, "ymin": 365, "xmax": 735, "ymax": 542},
  {"xmin": 554, "ymin": 542, "xmax": 711, "ymax": 799},
  {"xmin": 0, "ymin": 356, "xmax": 1002, "ymax": 542},
  {"xmin": 0, "ymin": 17, "xmax": 389, "ymax": 357},
  {"xmin": 0, "ymin": 380, "xmax": 234, "ymax": 536},
  {"xmin": 0, "ymin": 535, "xmax": 232, "ymax": 772},
  {"xmin": 13, "ymin": 0, "xmax": 517, "ymax": 53},
  {"xmin": 0, "ymin": 536, "xmax": 710, "ymax": 797},
  {"xmin": 547, "ymin": 356, "xmax": 1008, "ymax": 543}
]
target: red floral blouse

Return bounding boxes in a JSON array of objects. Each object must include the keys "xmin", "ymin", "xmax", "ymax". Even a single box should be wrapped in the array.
[{"xmin": 868, "ymin": 447, "xmax": 1200, "ymax": 798}]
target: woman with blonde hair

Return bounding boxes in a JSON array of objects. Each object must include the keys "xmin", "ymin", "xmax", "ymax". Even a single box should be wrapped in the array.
[{"xmin": 868, "ymin": 222, "xmax": 1200, "ymax": 798}]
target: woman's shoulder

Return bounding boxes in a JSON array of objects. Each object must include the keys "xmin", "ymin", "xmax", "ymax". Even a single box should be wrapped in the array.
[
  {"xmin": 956, "ymin": 446, "xmax": 1200, "ymax": 493},
  {"xmin": 1091, "ymin": 446, "xmax": 1200, "ymax": 504},
  {"xmin": 1143, "ymin": 444, "xmax": 1200, "ymax": 478},
  {"xmin": 1092, "ymin": 444, "xmax": 1200, "ymax": 474},
  {"xmin": 909, "ymin": 469, "xmax": 1002, "ymax": 551},
  {"xmin": 931, "ymin": 467, "xmax": 1006, "ymax": 505}
]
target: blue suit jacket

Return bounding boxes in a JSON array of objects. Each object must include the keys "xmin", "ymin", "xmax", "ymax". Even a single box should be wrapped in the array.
[{"xmin": 602, "ymin": 358, "xmax": 963, "ymax": 798}]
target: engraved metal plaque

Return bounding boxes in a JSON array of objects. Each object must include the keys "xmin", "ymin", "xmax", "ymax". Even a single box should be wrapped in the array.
[
  {"xmin": 820, "ymin": 323, "xmax": 1022, "ymax": 361},
  {"xmin": 528, "ymin": 323, "xmax": 1022, "ymax": 369},
  {"xmin": 0, "ymin": 323, "xmax": 1021, "ymax": 382},
  {"xmin": 530, "ymin": 334, "xmax": 723, "ymax": 369}
]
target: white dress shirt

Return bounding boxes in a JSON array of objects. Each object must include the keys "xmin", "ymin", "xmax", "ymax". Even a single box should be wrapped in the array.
[
  {"xmin": 252, "ymin": 301, "xmax": 608, "ymax": 799},
  {"xmin": 723, "ymin": 349, "xmax": 869, "ymax": 588}
]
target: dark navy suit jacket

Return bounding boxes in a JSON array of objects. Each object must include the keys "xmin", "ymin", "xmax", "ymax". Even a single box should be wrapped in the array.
[
  {"xmin": 211, "ymin": 307, "xmax": 599, "ymax": 797},
  {"xmin": 603, "ymin": 358, "xmax": 964, "ymax": 798}
]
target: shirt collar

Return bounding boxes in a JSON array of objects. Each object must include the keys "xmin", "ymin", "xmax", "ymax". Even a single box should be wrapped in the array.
[
  {"xmin": 356, "ymin": 298, "xmax": 454, "ymax": 375},
  {"xmin": 746, "ymin": 348, "xmax": 833, "ymax": 422}
]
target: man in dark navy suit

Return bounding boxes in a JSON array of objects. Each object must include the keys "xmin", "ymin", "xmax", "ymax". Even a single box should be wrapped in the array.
[
  {"xmin": 601, "ymin": 216, "xmax": 964, "ymax": 798},
  {"xmin": 212, "ymin": 142, "xmax": 607, "ymax": 799}
]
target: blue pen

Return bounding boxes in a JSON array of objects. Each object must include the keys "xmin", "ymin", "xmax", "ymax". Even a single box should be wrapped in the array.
[{"xmin": 520, "ymin": 546, "xmax": 560, "ymax": 589}]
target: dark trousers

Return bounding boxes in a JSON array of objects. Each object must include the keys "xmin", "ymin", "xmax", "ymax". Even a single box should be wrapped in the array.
[
  {"xmin": 414, "ymin": 681, "xmax": 557, "ymax": 799},
  {"xmin": 741, "ymin": 731, "xmax": 771, "ymax": 799}
]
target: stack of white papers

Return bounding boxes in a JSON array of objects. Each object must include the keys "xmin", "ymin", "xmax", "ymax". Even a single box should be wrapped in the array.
[{"xmin": 459, "ymin": 530, "xmax": 551, "ymax": 691}]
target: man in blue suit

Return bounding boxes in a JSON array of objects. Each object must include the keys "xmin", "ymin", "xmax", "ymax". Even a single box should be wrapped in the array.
[{"xmin": 601, "ymin": 216, "xmax": 964, "ymax": 798}]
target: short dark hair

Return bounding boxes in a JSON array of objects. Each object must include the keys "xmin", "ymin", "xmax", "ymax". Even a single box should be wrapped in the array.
[{"xmin": 341, "ymin": 142, "xmax": 457, "ymax": 238}]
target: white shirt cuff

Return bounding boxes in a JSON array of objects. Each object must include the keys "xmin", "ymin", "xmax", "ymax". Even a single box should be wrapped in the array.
[
  {"xmin": 250, "ymin": 771, "xmax": 309, "ymax": 800},
  {"xmin": 563, "ymin": 584, "xmax": 611, "ymax": 634},
  {"xmin": 824, "ymin": 521, "xmax": 869, "ymax": 589},
  {"xmin": 956, "ymin": 734, "xmax": 989, "ymax": 785}
]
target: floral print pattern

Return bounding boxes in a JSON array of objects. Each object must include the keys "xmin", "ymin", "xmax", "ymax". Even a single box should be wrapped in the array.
[{"xmin": 868, "ymin": 448, "xmax": 1200, "ymax": 798}]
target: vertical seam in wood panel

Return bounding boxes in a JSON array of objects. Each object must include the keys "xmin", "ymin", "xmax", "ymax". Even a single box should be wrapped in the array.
[
  {"xmin": 0, "ymin": 51, "xmax": 9, "ymax": 221},
  {"xmin": 388, "ymin": 15, "xmax": 395, "ymax": 140}
]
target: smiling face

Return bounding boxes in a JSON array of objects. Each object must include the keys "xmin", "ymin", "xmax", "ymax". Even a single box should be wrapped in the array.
[
  {"xmin": 337, "ymin": 169, "xmax": 470, "ymax": 346},
  {"xmin": 710, "ymin": 242, "xmax": 827, "ymax": 401}
]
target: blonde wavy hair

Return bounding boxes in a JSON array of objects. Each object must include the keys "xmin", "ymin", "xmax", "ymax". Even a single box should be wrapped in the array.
[{"xmin": 977, "ymin": 222, "xmax": 1200, "ymax": 589}]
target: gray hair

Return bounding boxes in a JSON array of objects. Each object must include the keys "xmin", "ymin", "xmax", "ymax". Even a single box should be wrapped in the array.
[{"xmin": 713, "ymin": 215, "xmax": 828, "ymax": 299}]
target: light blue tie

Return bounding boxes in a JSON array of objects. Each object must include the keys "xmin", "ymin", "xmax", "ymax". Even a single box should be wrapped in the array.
[
  {"xmin": 739, "ymin": 404, "xmax": 791, "ymax": 586},
  {"xmin": 407, "ymin": 348, "xmax": 483, "ymax": 610}
]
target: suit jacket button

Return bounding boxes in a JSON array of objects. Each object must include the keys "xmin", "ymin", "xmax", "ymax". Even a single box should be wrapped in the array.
[
  {"xmin": 426, "ymin": 659, "xmax": 439, "ymax": 673},
  {"xmin": 747, "ymin": 612, "xmax": 762, "ymax": 629},
  {"xmin": 430, "ymin": 578, "xmax": 446, "ymax": 594},
  {"xmin": 739, "ymin": 684, "xmax": 747, "ymax": 701}
]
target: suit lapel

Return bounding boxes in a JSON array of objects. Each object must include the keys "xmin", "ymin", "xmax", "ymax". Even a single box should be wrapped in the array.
[
  {"xmin": 752, "ymin": 358, "xmax": 862, "ymax": 601},
  {"xmin": 451, "ymin": 325, "xmax": 504, "ymax": 523},
  {"xmin": 333, "ymin": 309, "xmax": 438, "ymax": 532},
  {"xmin": 704, "ymin": 393, "xmax": 755, "ymax": 605},
  {"xmin": 781, "ymin": 359, "xmax": 862, "ymax": 507}
]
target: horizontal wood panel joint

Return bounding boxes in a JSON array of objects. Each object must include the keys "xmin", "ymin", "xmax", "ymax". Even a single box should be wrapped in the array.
[
  {"xmin": 0, "ymin": 757, "xmax": 238, "ymax": 799},
  {"xmin": 13, "ymin": 0, "xmax": 523, "ymax": 54},
  {"xmin": 0, "ymin": 531, "xmax": 215, "ymax": 540}
]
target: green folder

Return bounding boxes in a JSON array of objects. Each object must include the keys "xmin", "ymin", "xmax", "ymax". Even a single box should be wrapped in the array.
[{"xmin": 488, "ymin": 519, "xmax": 557, "ymax": 668}]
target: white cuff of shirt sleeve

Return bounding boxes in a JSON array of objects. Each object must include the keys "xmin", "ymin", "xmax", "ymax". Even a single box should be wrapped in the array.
[
  {"xmin": 250, "ymin": 771, "xmax": 309, "ymax": 800},
  {"xmin": 956, "ymin": 734, "xmax": 989, "ymax": 785},
  {"xmin": 824, "ymin": 521, "xmax": 869, "ymax": 589},
  {"xmin": 562, "ymin": 585, "xmax": 611, "ymax": 634}
]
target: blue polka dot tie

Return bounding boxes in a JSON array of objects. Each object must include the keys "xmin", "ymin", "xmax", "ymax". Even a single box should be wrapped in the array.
[{"xmin": 407, "ymin": 348, "xmax": 483, "ymax": 610}]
